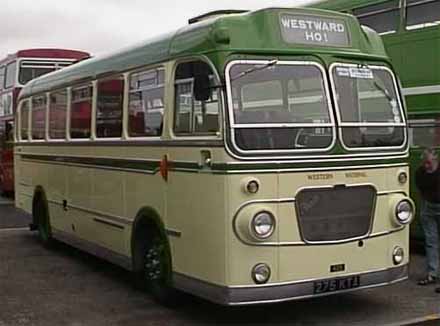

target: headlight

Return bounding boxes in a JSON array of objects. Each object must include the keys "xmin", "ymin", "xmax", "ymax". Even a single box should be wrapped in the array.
[
  {"xmin": 251, "ymin": 211, "xmax": 275, "ymax": 239},
  {"xmin": 395, "ymin": 200, "xmax": 414, "ymax": 224},
  {"xmin": 393, "ymin": 246, "xmax": 404, "ymax": 265},
  {"xmin": 252, "ymin": 263, "xmax": 271, "ymax": 284}
]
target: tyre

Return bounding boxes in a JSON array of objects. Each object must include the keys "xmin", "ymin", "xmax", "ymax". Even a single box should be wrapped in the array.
[
  {"xmin": 33, "ymin": 192, "xmax": 53, "ymax": 246},
  {"xmin": 136, "ymin": 229, "xmax": 178, "ymax": 306}
]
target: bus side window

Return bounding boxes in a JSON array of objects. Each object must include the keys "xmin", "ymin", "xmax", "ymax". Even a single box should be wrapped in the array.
[
  {"xmin": 49, "ymin": 90, "xmax": 68, "ymax": 139},
  {"xmin": 20, "ymin": 100, "xmax": 30, "ymax": 141},
  {"xmin": 4, "ymin": 61, "xmax": 17, "ymax": 89},
  {"xmin": 128, "ymin": 68, "xmax": 164, "ymax": 137},
  {"xmin": 352, "ymin": 0, "xmax": 400, "ymax": 34},
  {"xmin": 410, "ymin": 120, "xmax": 440, "ymax": 148},
  {"xmin": 0, "ymin": 66, "xmax": 5, "ymax": 91},
  {"xmin": 31, "ymin": 95, "xmax": 47, "ymax": 140},
  {"xmin": 96, "ymin": 76, "xmax": 124, "ymax": 138},
  {"xmin": 174, "ymin": 61, "xmax": 220, "ymax": 136},
  {"xmin": 70, "ymin": 85, "xmax": 93, "ymax": 139},
  {"xmin": 406, "ymin": 0, "xmax": 440, "ymax": 30}
]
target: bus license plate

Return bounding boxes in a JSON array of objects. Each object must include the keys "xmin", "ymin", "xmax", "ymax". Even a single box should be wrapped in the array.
[{"xmin": 313, "ymin": 275, "xmax": 360, "ymax": 294}]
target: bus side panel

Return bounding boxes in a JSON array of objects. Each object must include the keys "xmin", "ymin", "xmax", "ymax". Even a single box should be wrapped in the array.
[
  {"xmin": 166, "ymin": 149, "xmax": 227, "ymax": 286},
  {"xmin": 124, "ymin": 170, "xmax": 166, "ymax": 258},
  {"xmin": 91, "ymin": 168, "xmax": 126, "ymax": 255},
  {"xmin": 46, "ymin": 160, "xmax": 69, "ymax": 233},
  {"xmin": 14, "ymin": 150, "xmax": 36, "ymax": 214},
  {"xmin": 66, "ymin": 164, "xmax": 93, "ymax": 242}
]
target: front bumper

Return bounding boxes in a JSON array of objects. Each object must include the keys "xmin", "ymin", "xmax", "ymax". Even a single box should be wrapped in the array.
[{"xmin": 173, "ymin": 264, "xmax": 408, "ymax": 305}]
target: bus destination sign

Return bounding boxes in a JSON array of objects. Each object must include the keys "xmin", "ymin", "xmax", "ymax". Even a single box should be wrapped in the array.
[{"xmin": 280, "ymin": 14, "xmax": 350, "ymax": 47}]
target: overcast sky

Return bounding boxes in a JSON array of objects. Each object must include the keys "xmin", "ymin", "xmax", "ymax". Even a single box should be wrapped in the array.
[{"xmin": 1, "ymin": 0, "xmax": 317, "ymax": 59}]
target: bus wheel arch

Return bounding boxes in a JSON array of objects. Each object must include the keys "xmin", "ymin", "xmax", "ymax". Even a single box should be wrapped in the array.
[
  {"xmin": 131, "ymin": 207, "xmax": 177, "ymax": 305},
  {"xmin": 32, "ymin": 186, "xmax": 52, "ymax": 245}
]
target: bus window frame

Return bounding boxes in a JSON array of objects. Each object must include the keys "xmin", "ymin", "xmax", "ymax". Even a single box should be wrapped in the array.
[
  {"xmin": 126, "ymin": 66, "xmax": 165, "ymax": 141},
  {"xmin": 405, "ymin": 0, "xmax": 440, "ymax": 31},
  {"xmin": 171, "ymin": 57, "xmax": 224, "ymax": 140},
  {"xmin": 4, "ymin": 61, "xmax": 17, "ymax": 89},
  {"xmin": 329, "ymin": 62, "xmax": 407, "ymax": 152},
  {"xmin": 70, "ymin": 82, "xmax": 95, "ymax": 141},
  {"xmin": 16, "ymin": 57, "xmax": 77, "ymax": 87},
  {"xmin": 17, "ymin": 99, "xmax": 31, "ymax": 142},
  {"xmin": 30, "ymin": 93, "xmax": 49, "ymax": 142},
  {"xmin": 225, "ymin": 59, "xmax": 336, "ymax": 156},
  {"xmin": 0, "ymin": 66, "xmax": 5, "ymax": 91},
  {"xmin": 48, "ymin": 88, "xmax": 69, "ymax": 142},
  {"xmin": 95, "ymin": 74, "xmax": 125, "ymax": 140},
  {"xmin": 408, "ymin": 118, "xmax": 440, "ymax": 148},
  {"xmin": 352, "ymin": 0, "xmax": 401, "ymax": 35}
]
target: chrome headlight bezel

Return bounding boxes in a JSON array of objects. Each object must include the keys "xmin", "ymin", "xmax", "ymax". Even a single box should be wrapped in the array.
[
  {"xmin": 252, "ymin": 263, "xmax": 271, "ymax": 284},
  {"xmin": 251, "ymin": 211, "xmax": 275, "ymax": 239},
  {"xmin": 395, "ymin": 200, "xmax": 414, "ymax": 225},
  {"xmin": 392, "ymin": 246, "xmax": 404, "ymax": 265}
]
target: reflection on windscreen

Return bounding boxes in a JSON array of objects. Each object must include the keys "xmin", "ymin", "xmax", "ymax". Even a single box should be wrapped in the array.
[
  {"xmin": 229, "ymin": 62, "xmax": 333, "ymax": 151},
  {"xmin": 332, "ymin": 65, "xmax": 405, "ymax": 148}
]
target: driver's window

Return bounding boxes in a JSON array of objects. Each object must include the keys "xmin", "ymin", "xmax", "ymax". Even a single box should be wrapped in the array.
[{"xmin": 173, "ymin": 61, "xmax": 220, "ymax": 136}]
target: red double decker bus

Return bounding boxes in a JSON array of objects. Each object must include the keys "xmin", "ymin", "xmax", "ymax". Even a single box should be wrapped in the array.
[{"xmin": 0, "ymin": 48, "xmax": 90, "ymax": 195}]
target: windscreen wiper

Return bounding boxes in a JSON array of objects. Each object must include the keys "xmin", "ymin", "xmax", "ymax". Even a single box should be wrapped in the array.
[
  {"xmin": 358, "ymin": 63, "xmax": 394, "ymax": 102},
  {"xmin": 231, "ymin": 60, "xmax": 278, "ymax": 81},
  {"xmin": 372, "ymin": 80, "xmax": 394, "ymax": 102}
]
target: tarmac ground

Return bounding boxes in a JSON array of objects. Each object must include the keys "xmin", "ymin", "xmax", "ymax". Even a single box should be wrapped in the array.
[{"xmin": 0, "ymin": 198, "xmax": 439, "ymax": 326}]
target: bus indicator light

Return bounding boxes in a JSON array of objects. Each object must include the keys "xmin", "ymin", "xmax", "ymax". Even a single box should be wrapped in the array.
[{"xmin": 160, "ymin": 155, "xmax": 169, "ymax": 181}]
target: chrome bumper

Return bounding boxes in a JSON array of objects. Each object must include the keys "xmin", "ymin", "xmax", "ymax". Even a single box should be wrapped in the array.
[{"xmin": 173, "ymin": 264, "xmax": 408, "ymax": 306}]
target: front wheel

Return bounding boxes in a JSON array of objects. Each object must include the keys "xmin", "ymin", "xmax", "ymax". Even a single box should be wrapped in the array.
[{"xmin": 142, "ymin": 234, "xmax": 177, "ymax": 305}]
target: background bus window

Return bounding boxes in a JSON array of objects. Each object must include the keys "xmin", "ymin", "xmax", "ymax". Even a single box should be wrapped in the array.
[
  {"xmin": 174, "ymin": 61, "xmax": 220, "ymax": 135},
  {"xmin": 409, "ymin": 120, "xmax": 440, "ymax": 148},
  {"xmin": 49, "ymin": 90, "xmax": 68, "ymax": 139},
  {"xmin": 96, "ymin": 77, "xmax": 124, "ymax": 138},
  {"xmin": 31, "ymin": 96, "xmax": 47, "ymax": 140},
  {"xmin": 20, "ymin": 100, "xmax": 30, "ymax": 140},
  {"xmin": 128, "ymin": 69, "xmax": 164, "ymax": 137},
  {"xmin": 352, "ymin": 0, "xmax": 400, "ymax": 34},
  {"xmin": 19, "ymin": 60, "xmax": 73, "ymax": 86},
  {"xmin": 5, "ymin": 62, "xmax": 17, "ymax": 89},
  {"xmin": 406, "ymin": 0, "xmax": 440, "ymax": 30},
  {"xmin": 70, "ymin": 85, "xmax": 92, "ymax": 139},
  {"xmin": 0, "ymin": 66, "xmax": 4, "ymax": 91}
]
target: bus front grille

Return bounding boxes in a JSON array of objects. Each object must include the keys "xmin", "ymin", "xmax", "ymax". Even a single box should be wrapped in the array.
[{"xmin": 295, "ymin": 185, "xmax": 376, "ymax": 242}]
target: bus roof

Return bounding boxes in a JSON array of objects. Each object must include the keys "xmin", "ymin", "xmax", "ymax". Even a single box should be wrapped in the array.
[
  {"xmin": 20, "ymin": 7, "xmax": 388, "ymax": 99},
  {"xmin": 0, "ymin": 48, "xmax": 90, "ymax": 65}
]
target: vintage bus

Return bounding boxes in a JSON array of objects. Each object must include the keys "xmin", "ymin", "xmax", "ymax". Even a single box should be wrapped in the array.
[
  {"xmin": 306, "ymin": 0, "xmax": 440, "ymax": 240},
  {"xmin": 15, "ymin": 7, "xmax": 414, "ymax": 305},
  {"xmin": 0, "ymin": 48, "xmax": 90, "ymax": 195}
]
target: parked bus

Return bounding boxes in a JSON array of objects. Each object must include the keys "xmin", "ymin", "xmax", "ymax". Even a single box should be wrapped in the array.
[
  {"xmin": 15, "ymin": 7, "xmax": 414, "ymax": 305},
  {"xmin": 306, "ymin": 0, "xmax": 440, "ymax": 240},
  {"xmin": 0, "ymin": 48, "xmax": 90, "ymax": 195}
]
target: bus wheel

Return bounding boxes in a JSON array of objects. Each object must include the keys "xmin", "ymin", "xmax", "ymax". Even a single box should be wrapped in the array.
[
  {"xmin": 33, "ymin": 194, "xmax": 52, "ymax": 246},
  {"xmin": 142, "ymin": 233, "xmax": 177, "ymax": 305}
]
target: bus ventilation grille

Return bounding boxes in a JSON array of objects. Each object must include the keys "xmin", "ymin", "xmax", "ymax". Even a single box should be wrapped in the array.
[{"xmin": 295, "ymin": 185, "xmax": 376, "ymax": 242}]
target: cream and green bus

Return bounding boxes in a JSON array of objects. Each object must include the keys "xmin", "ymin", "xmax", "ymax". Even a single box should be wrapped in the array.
[{"xmin": 15, "ymin": 7, "xmax": 414, "ymax": 305}]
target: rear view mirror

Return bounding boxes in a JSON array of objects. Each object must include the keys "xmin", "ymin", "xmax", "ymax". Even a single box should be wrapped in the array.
[{"xmin": 194, "ymin": 74, "xmax": 211, "ymax": 102}]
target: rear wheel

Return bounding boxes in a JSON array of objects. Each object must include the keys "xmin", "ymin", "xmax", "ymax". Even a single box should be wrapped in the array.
[{"xmin": 33, "ymin": 193, "xmax": 52, "ymax": 246}]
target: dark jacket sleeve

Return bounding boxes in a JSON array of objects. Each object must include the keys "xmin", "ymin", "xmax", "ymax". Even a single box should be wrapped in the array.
[{"xmin": 415, "ymin": 167, "xmax": 424, "ymax": 192}]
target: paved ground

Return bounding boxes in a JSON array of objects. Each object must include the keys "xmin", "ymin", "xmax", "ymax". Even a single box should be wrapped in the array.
[{"xmin": 0, "ymin": 199, "xmax": 439, "ymax": 326}]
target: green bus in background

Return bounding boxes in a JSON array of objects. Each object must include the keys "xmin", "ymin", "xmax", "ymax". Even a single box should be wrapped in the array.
[{"xmin": 307, "ymin": 0, "xmax": 440, "ymax": 240}]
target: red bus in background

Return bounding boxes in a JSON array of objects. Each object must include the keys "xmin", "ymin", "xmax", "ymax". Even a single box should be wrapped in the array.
[{"xmin": 0, "ymin": 48, "xmax": 90, "ymax": 195}]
